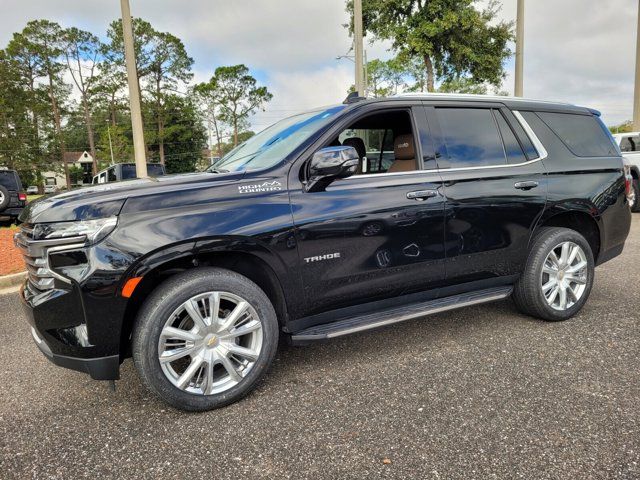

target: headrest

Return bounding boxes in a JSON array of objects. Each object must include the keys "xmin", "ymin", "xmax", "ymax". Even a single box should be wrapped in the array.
[
  {"xmin": 343, "ymin": 137, "xmax": 367, "ymax": 159},
  {"xmin": 394, "ymin": 134, "xmax": 415, "ymax": 160}
]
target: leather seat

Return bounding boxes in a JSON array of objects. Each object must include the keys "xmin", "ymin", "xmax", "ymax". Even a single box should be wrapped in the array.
[
  {"xmin": 343, "ymin": 137, "xmax": 367, "ymax": 174},
  {"xmin": 388, "ymin": 134, "xmax": 417, "ymax": 173}
]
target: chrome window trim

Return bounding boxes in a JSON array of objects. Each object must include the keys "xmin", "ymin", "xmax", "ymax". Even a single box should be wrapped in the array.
[
  {"xmin": 512, "ymin": 110, "xmax": 548, "ymax": 161},
  {"xmin": 342, "ymin": 109, "xmax": 547, "ymax": 181}
]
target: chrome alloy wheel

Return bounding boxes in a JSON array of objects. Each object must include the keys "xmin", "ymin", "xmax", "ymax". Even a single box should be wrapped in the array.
[
  {"xmin": 0, "ymin": 191, "xmax": 4, "ymax": 205},
  {"xmin": 541, "ymin": 241, "xmax": 588, "ymax": 311},
  {"xmin": 158, "ymin": 292, "xmax": 264, "ymax": 395}
]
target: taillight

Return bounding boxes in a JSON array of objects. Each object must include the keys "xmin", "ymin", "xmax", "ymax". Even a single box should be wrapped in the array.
[
  {"xmin": 18, "ymin": 193, "xmax": 27, "ymax": 202},
  {"xmin": 624, "ymin": 165, "xmax": 634, "ymax": 207}
]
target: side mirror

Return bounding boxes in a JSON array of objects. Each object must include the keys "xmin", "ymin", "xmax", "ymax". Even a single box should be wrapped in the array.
[{"xmin": 306, "ymin": 146, "xmax": 359, "ymax": 192}]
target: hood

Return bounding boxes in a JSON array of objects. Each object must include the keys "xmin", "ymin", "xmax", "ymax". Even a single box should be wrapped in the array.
[{"xmin": 20, "ymin": 171, "xmax": 246, "ymax": 224}]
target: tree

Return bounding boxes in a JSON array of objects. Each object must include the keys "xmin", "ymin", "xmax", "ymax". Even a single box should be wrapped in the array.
[
  {"xmin": 104, "ymin": 18, "xmax": 194, "ymax": 165},
  {"xmin": 63, "ymin": 27, "xmax": 103, "ymax": 175},
  {"xmin": 0, "ymin": 50, "xmax": 38, "ymax": 173},
  {"xmin": 193, "ymin": 81, "xmax": 228, "ymax": 158},
  {"xmin": 7, "ymin": 20, "xmax": 72, "ymax": 187},
  {"xmin": 348, "ymin": 0, "xmax": 513, "ymax": 92},
  {"xmin": 212, "ymin": 65, "xmax": 272, "ymax": 146},
  {"xmin": 366, "ymin": 59, "xmax": 392, "ymax": 97}
]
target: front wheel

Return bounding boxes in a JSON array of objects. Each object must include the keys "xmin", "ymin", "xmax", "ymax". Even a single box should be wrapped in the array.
[
  {"xmin": 132, "ymin": 268, "xmax": 279, "ymax": 411},
  {"xmin": 513, "ymin": 227, "xmax": 595, "ymax": 322}
]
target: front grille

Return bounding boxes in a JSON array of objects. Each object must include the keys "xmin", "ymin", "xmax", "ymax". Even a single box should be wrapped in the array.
[{"xmin": 14, "ymin": 224, "xmax": 84, "ymax": 292}]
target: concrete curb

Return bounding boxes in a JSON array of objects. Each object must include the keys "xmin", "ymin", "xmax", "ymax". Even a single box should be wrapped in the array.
[{"xmin": 0, "ymin": 271, "xmax": 26, "ymax": 289}]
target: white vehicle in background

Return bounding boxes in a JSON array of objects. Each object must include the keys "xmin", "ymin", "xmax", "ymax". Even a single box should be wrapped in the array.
[
  {"xmin": 43, "ymin": 185, "xmax": 57, "ymax": 194},
  {"xmin": 614, "ymin": 133, "xmax": 640, "ymax": 212},
  {"xmin": 26, "ymin": 186, "xmax": 38, "ymax": 195}
]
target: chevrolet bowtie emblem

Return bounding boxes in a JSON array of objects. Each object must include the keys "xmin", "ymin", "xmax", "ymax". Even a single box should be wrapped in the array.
[{"xmin": 207, "ymin": 336, "xmax": 217, "ymax": 346}]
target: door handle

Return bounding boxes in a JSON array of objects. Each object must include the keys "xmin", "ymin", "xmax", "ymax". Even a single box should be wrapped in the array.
[
  {"xmin": 514, "ymin": 181, "xmax": 539, "ymax": 191},
  {"xmin": 406, "ymin": 190, "xmax": 438, "ymax": 201}
]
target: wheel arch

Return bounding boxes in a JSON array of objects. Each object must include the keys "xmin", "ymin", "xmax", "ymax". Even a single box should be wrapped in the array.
[
  {"xmin": 534, "ymin": 208, "xmax": 602, "ymax": 262},
  {"xmin": 118, "ymin": 238, "xmax": 292, "ymax": 359}
]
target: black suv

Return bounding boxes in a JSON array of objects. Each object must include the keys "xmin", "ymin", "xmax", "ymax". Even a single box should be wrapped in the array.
[
  {"xmin": 0, "ymin": 169, "xmax": 26, "ymax": 224},
  {"xmin": 16, "ymin": 95, "xmax": 632, "ymax": 411}
]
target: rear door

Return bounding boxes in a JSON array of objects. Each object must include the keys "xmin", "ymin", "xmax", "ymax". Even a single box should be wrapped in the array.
[
  {"xmin": 425, "ymin": 102, "xmax": 548, "ymax": 286},
  {"xmin": 289, "ymin": 103, "xmax": 446, "ymax": 315}
]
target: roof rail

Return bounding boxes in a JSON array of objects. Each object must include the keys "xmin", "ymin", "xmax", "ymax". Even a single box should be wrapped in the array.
[
  {"xmin": 343, "ymin": 92, "xmax": 367, "ymax": 104},
  {"xmin": 392, "ymin": 92, "xmax": 573, "ymax": 106}
]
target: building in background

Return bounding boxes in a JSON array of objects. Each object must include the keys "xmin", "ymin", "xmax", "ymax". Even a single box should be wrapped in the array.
[{"xmin": 42, "ymin": 151, "xmax": 95, "ymax": 189}]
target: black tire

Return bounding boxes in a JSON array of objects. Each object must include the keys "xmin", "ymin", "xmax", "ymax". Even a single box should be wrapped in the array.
[
  {"xmin": 0, "ymin": 185, "xmax": 10, "ymax": 212},
  {"xmin": 132, "ymin": 267, "xmax": 279, "ymax": 411},
  {"xmin": 632, "ymin": 179, "xmax": 640, "ymax": 213},
  {"xmin": 513, "ymin": 227, "xmax": 595, "ymax": 322}
]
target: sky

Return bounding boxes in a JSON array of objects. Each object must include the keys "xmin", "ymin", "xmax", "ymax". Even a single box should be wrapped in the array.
[{"xmin": 0, "ymin": 0, "xmax": 638, "ymax": 128}]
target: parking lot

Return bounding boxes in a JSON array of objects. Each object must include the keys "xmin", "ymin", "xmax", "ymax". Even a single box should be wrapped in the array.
[{"xmin": 0, "ymin": 219, "xmax": 638, "ymax": 479}]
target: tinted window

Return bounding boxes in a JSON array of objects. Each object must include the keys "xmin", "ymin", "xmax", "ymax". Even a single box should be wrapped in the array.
[
  {"xmin": 0, "ymin": 171, "xmax": 19, "ymax": 189},
  {"xmin": 537, "ymin": 112, "xmax": 618, "ymax": 157},
  {"xmin": 437, "ymin": 108, "xmax": 506, "ymax": 168},
  {"xmin": 620, "ymin": 135, "xmax": 640, "ymax": 153},
  {"xmin": 508, "ymin": 113, "xmax": 539, "ymax": 160},
  {"xmin": 121, "ymin": 165, "xmax": 136, "ymax": 179},
  {"xmin": 147, "ymin": 164, "xmax": 165, "ymax": 176},
  {"xmin": 495, "ymin": 111, "xmax": 527, "ymax": 164},
  {"xmin": 107, "ymin": 168, "xmax": 117, "ymax": 182}
]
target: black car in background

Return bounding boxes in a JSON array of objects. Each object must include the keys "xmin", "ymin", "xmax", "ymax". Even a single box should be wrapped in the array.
[
  {"xmin": 15, "ymin": 94, "xmax": 632, "ymax": 411},
  {"xmin": 0, "ymin": 169, "xmax": 26, "ymax": 225}
]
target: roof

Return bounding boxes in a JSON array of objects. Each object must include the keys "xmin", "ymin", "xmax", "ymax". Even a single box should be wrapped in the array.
[
  {"xmin": 351, "ymin": 93, "xmax": 595, "ymax": 115},
  {"xmin": 62, "ymin": 151, "xmax": 93, "ymax": 163}
]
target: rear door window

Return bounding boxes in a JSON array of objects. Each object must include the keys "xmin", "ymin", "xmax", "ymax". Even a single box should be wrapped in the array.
[
  {"xmin": 436, "ymin": 108, "xmax": 507, "ymax": 168},
  {"xmin": 537, "ymin": 112, "xmax": 618, "ymax": 157}
]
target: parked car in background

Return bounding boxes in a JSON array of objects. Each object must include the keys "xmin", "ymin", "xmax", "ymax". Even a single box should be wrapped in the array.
[
  {"xmin": 92, "ymin": 163, "xmax": 166, "ymax": 184},
  {"xmin": 26, "ymin": 186, "xmax": 39, "ymax": 195},
  {"xmin": 43, "ymin": 185, "xmax": 57, "ymax": 195},
  {"xmin": 613, "ymin": 132, "xmax": 640, "ymax": 212},
  {"xmin": 16, "ymin": 94, "xmax": 631, "ymax": 411},
  {"xmin": 0, "ymin": 168, "xmax": 26, "ymax": 224}
]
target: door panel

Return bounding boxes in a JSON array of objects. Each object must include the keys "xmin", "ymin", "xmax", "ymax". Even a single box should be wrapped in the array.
[
  {"xmin": 439, "ymin": 162, "xmax": 547, "ymax": 284},
  {"xmin": 290, "ymin": 173, "xmax": 446, "ymax": 314},
  {"xmin": 288, "ymin": 105, "xmax": 445, "ymax": 316},
  {"xmin": 427, "ymin": 104, "xmax": 548, "ymax": 285}
]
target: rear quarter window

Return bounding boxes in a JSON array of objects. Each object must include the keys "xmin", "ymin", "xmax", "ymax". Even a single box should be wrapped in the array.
[{"xmin": 536, "ymin": 112, "xmax": 618, "ymax": 157}]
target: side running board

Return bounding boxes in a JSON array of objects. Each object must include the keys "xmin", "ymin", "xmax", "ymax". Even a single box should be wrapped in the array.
[{"xmin": 290, "ymin": 286, "xmax": 513, "ymax": 344}]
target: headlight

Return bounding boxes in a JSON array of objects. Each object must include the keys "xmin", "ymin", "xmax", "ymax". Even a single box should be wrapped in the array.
[{"xmin": 32, "ymin": 217, "xmax": 118, "ymax": 245}]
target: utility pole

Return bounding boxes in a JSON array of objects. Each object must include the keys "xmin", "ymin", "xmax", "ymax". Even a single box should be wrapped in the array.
[
  {"xmin": 634, "ymin": 0, "xmax": 640, "ymax": 131},
  {"xmin": 354, "ymin": 0, "xmax": 365, "ymax": 97},
  {"xmin": 120, "ymin": 0, "xmax": 147, "ymax": 178},
  {"xmin": 514, "ymin": 0, "xmax": 525, "ymax": 97}
]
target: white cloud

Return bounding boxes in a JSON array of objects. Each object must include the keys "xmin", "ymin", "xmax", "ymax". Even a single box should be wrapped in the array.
[{"xmin": 0, "ymin": 0, "xmax": 638, "ymax": 126}]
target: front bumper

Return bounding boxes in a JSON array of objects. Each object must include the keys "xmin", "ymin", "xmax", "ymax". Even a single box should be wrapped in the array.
[
  {"xmin": 20, "ymin": 285, "xmax": 122, "ymax": 380},
  {"xmin": 29, "ymin": 325, "xmax": 120, "ymax": 380}
]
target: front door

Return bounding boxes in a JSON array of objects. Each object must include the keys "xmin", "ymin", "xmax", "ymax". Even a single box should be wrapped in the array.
[
  {"xmin": 425, "ymin": 103, "xmax": 548, "ymax": 285},
  {"xmin": 289, "ymin": 105, "xmax": 446, "ymax": 315}
]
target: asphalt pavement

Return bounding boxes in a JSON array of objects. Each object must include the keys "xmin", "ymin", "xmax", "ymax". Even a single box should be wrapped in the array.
[{"xmin": 1, "ymin": 219, "xmax": 639, "ymax": 479}]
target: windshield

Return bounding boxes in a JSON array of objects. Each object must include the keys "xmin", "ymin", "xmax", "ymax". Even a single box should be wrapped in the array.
[{"xmin": 209, "ymin": 106, "xmax": 345, "ymax": 173}]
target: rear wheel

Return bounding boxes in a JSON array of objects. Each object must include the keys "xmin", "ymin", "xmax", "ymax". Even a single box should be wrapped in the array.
[
  {"xmin": 513, "ymin": 227, "xmax": 595, "ymax": 322},
  {"xmin": 132, "ymin": 268, "xmax": 279, "ymax": 411}
]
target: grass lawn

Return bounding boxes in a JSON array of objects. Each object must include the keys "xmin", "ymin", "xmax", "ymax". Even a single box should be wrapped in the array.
[{"xmin": 27, "ymin": 195, "xmax": 43, "ymax": 202}]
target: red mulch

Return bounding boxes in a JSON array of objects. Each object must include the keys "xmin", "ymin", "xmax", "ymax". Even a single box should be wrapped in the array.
[{"xmin": 0, "ymin": 228, "xmax": 24, "ymax": 276}]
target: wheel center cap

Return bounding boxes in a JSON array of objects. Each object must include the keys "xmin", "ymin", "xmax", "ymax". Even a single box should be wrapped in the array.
[{"xmin": 205, "ymin": 334, "xmax": 219, "ymax": 348}]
